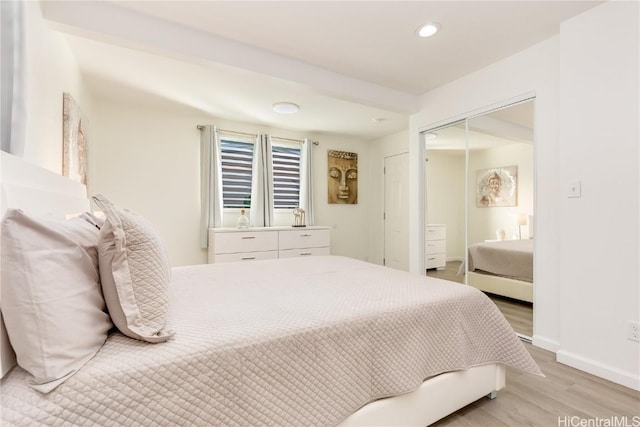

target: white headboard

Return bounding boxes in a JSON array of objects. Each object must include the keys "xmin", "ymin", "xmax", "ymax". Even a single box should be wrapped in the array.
[{"xmin": 0, "ymin": 151, "xmax": 89, "ymax": 377}]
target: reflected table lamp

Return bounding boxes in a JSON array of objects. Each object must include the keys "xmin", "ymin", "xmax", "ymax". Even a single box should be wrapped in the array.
[{"xmin": 517, "ymin": 213, "xmax": 528, "ymax": 239}]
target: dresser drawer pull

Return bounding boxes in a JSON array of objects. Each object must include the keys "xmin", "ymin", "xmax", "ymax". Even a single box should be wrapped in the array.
[
  {"xmin": 241, "ymin": 256, "xmax": 256, "ymax": 260},
  {"xmin": 300, "ymin": 252, "xmax": 312, "ymax": 256},
  {"xmin": 241, "ymin": 236, "xmax": 256, "ymax": 240},
  {"xmin": 300, "ymin": 234, "xmax": 312, "ymax": 237},
  {"xmin": 427, "ymin": 257, "xmax": 436, "ymax": 260}
]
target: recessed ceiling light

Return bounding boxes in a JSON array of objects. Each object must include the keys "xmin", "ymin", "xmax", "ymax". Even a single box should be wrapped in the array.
[
  {"xmin": 372, "ymin": 117, "xmax": 386, "ymax": 124},
  {"xmin": 273, "ymin": 102, "xmax": 299, "ymax": 114},
  {"xmin": 416, "ymin": 22, "xmax": 440, "ymax": 38}
]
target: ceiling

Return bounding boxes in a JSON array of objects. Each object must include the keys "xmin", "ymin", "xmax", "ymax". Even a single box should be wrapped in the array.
[{"xmin": 43, "ymin": 0, "xmax": 602, "ymax": 140}]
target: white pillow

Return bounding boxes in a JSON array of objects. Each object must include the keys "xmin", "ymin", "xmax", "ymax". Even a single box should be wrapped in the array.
[
  {"xmin": 92, "ymin": 194, "xmax": 174, "ymax": 343},
  {"xmin": 0, "ymin": 209, "xmax": 112, "ymax": 393}
]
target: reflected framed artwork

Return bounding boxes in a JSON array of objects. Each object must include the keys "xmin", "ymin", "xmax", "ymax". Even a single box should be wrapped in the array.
[{"xmin": 476, "ymin": 165, "xmax": 517, "ymax": 207}]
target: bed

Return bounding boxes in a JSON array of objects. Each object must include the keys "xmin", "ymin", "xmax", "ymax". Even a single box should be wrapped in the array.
[
  {"xmin": 465, "ymin": 239, "xmax": 534, "ymax": 303},
  {"xmin": 0, "ymin": 152, "xmax": 541, "ymax": 426}
]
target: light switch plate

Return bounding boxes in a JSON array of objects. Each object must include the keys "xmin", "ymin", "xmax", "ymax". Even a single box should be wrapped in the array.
[{"xmin": 568, "ymin": 180, "xmax": 581, "ymax": 198}]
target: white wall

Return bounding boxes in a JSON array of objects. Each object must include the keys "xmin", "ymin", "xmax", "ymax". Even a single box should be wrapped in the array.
[
  {"xmin": 313, "ymin": 134, "xmax": 371, "ymax": 262},
  {"xmin": 556, "ymin": 1, "xmax": 639, "ymax": 390},
  {"xmin": 425, "ymin": 151, "xmax": 465, "ymax": 260},
  {"xmin": 90, "ymin": 100, "xmax": 372, "ymax": 267},
  {"xmin": 367, "ymin": 130, "xmax": 409, "ymax": 266},
  {"xmin": 410, "ymin": 1, "xmax": 639, "ymax": 390},
  {"xmin": 20, "ymin": 2, "xmax": 92, "ymax": 173}
]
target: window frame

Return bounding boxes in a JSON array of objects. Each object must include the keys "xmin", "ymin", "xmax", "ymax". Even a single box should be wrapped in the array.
[
  {"xmin": 218, "ymin": 135, "xmax": 255, "ymax": 211},
  {"xmin": 218, "ymin": 133, "xmax": 303, "ymax": 213},
  {"xmin": 271, "ymin": 138, "xmax": 302, "ymax": 211}
]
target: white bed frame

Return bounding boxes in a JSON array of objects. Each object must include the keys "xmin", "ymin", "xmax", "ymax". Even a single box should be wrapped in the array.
[
  {"xmin": 467, "ymin": 271, "xmax": 533, "ymax": 303},
  {"xmin": 339, "ymin": 364, "xmax": 504, "ymax": 426},
  {"xmin": 0, "ymin": 151, "xmax": 505, "ymax": 426}
]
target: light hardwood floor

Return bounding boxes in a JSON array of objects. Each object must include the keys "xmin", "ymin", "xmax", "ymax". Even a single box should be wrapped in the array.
[
  {"xmin": 427, "ymin": 262, "xmax": 639, "ymax": 426},
  {"xmin": 427, "ymin": 261, "xmax": 533, "ymax": 337},
  {"xmin": 490, "ymin": 297, "xmax": 533, "ymax": 337},
  {"xmin": 432, "ymin": 343, "xmax": 640, "ymax": 426}
]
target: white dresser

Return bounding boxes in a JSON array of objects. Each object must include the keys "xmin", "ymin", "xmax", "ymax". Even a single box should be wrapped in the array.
[
  {"xmin": 208, "ymin": 226, "xmax": 331, "ymax": 263},
  {"xmin": 425, "ymin": 224, "xmax": 446, "ymax": 270}
]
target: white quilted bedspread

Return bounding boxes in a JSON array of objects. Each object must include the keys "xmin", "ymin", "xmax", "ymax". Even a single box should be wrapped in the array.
[{"xmin": 1, "ymin": 256, "xmax": 541, "ymax": 426}]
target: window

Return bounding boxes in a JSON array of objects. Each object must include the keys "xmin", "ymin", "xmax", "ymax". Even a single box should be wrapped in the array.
[
  {"xmin": 220, "ymin": 139, "xmax": 253, "ymax": 208},
  {"xmin": 219, "ymin": 135, "xmax": 302, "ymax": 210},
  {"xmin": 272, "ymin": 142, "xmax": 301, "ymax": 209}
]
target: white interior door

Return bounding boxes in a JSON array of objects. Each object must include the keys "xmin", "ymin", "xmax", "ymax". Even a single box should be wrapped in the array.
[{"xmin": 384, "ymin": 153, "xmax": 409, "ymax": 271}]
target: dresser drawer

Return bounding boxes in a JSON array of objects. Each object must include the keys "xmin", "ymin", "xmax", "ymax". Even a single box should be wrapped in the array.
[
  {"xmin": 425, "ymin": 253, "xmax": 446, "ymax": 269},
  {"xmin": 278, "ymin": 246, "xmax": 330, "ymax": 259},
  {"xmin": 212, "ymin": 231, "xmax": 278, "ymax": 254},
  {"xmin": 279, "ymin": 229, "xmax": 330, "ymax": 250},
  {"xmin": 425, "ymin": 226, "xmax": 446, "ymax": 241},
  {"xmin": 425, "ymin": 239, "xmax": 445, "ymax": 255},
  {"xmin": 214, "ymin": 251, "xmax": 278, "ymax": 263}
]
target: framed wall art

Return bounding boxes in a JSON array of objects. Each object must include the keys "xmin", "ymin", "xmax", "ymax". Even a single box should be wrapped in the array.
[
  {"xmin": 476, "ymin": 165, "xmax": 517, "ymax": 207},
  {"xmin": 327, "ymin": 150, "xmax": 358, "ymax": 204},
  {"xmin": 62, "ymin": 92, "xmax": 89, "ymax": 185}
]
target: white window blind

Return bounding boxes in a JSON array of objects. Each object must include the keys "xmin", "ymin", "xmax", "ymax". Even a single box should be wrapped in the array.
[
  {"xmin": 220, "ymin": 139, "xmax": 254, "ymax": 208},
  {"xmin": 272, "ymin": 143, "xmax": 301, "ymax": 209},
  {"xmin": 219, "ymin": 135, "xmax": 301, "ymax": 210}
]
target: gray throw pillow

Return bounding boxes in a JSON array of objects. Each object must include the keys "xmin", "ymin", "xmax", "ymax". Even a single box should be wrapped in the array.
[{"xmin": 92, "ymin": 194, "xmax": 174, "ymax": 343}]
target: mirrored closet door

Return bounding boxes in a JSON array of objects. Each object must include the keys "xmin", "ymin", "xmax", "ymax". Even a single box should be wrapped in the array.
[
  {"xmin": 424, "ymin": 99, "xmax": 535, "ymax": 339},
  {"xmin": 423, "ymin": 120, "xmax": 466, "ymax": 282}
]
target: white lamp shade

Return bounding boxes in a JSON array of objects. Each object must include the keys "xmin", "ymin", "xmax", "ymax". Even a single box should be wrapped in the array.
[{"xmin": 517, "ymin": 213, "xmax": 528, "ymax": 226}]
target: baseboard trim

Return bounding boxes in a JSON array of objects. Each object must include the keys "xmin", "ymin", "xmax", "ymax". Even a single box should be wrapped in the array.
[
  {"xmin": 556, "ymin": 350, "xmax": 640, "ymax": 391},
  {"xmin": 532, "ymin": 335, "xmax": 559, "ymax": 353}
]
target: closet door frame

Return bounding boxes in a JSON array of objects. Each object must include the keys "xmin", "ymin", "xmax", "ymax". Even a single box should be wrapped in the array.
[{"xmin": 419, "ymin": 94, "xmax": 536, "ymax": 337}]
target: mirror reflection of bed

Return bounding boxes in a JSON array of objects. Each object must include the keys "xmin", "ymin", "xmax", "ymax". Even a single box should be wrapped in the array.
[
  {"xmin": 465, "ymin": 238, "xmax": 533, "ymax": 338},
  {"xmin": 426, "ymin": 260, "xmax": 533, "ymax": 338},
  {"xmin": 423, "ymin": 99, "xmax": 535, "ymax": 339}
]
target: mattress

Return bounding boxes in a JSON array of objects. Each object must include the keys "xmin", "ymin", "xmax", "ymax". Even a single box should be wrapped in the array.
[
  {"xmin": 1, "ymin": 256, "xmax": 540, "ymax": 426},
  {"xmin": 467, "ymin": 239, "xmax": 534, "ymax": 282}
]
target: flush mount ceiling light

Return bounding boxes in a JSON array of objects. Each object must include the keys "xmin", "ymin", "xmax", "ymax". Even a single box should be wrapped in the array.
[
  {"xmin": 416, "ymin": 22, "xmax": 440, "ymax": 38},
  {"xmin": 272, "ymin": 102, "xmax": 300, "ymax": 114}
]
